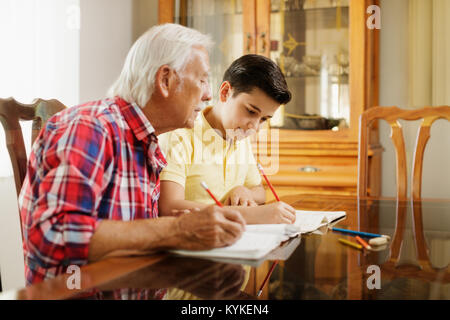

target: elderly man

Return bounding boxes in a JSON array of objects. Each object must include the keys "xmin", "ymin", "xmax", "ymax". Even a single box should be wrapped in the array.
[{"xmin": 19, "ymin": 23, "xmax": 245, "ymax": 285}]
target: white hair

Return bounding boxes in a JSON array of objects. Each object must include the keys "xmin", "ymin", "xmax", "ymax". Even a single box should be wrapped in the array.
[{"xmin": 107, "ymin": 23, "xmax": 213, "ymax": 108}]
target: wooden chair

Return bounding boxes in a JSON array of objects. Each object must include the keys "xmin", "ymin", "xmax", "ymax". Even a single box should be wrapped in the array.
[
  {"xmin": 358, "ymin": 106, "xmax": 450, "ymax": 278},
  {"xmin": 0, "ymin": 97, "xmax": 66, "ymax": 292},
  {"xmin": 358, "ymin": 106, "xmax": 450, "ymax": 200},
  {"xmin": 0, "ymin": 97, "xmax": 66, "ymax": 197}
]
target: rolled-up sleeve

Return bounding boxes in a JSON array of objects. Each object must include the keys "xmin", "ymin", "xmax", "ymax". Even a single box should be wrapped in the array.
[{"xmin": 26, "ymin": 116, "xmax": 113, "ymax": 268}]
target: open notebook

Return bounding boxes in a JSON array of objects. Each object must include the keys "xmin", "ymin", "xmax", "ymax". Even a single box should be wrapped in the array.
[
  {"xmin": 245, "ymin": 210, "xmax": 347, "ymax": 238},
  {"xmin": 171, "ymin": 210, "xmax": 346, "ymax": 260},
  {"xmin": 188, "ymin": 237, "xmax": 303, "ymax": 268}
]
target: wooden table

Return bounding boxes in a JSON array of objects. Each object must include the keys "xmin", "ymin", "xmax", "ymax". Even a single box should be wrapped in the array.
[
  {"xmin": 265, "ymin": 194, "xmax": 450, "ymax": 299},
  {"xmin": 2, "ymin": 194, "xmax": 449, "ymax": 300}
]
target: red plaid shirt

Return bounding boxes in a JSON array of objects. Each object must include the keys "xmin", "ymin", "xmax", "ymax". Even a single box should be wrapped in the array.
[{"xmin": 19, "ymin": 97, "xmax": 167, "ymax": 285}]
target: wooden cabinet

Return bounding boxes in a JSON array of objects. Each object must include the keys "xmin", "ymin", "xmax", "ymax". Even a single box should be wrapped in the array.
[
  {"xmin": 158, "ymin": 0, "xmax": 381, "ymax": 200},
  {"xmin": 245, "ymin": 0, "xmax": 380, "ymax": 201}
]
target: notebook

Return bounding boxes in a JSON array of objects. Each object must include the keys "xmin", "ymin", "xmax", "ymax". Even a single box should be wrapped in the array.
[
  {"xmin": 245, "ymin": 210, "xmax": 347, "ymax": 237},
  {"xmin": 170, "ymin": 210, "xmax": 346, "ymax": 260},
  {"xmin": 197, "ymin": 237, "xmax": 302, "ymax": 267},
  {"xmin": 171, "ymin": 231, "xmax": 287, "ymax": 260}
]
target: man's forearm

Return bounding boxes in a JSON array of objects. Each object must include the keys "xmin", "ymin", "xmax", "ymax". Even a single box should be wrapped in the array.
[
  {"xmin": 88, "ymin": 217, "xmax": 181, "ymax": 262},
  {"xmin": 159, "ymin": 199, "xmax": 209, "ymax": 216},
  {"xmin": 89, "ymin": 205, "xmax": 246, "ymax": 262}
]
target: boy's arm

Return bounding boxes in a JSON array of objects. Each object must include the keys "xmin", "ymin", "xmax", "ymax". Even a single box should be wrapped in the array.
[
  {"xmin": 249, "ymin": 184, "xmax": 266, "ymax": 204},
  {"xmin": 224, "ymin": 183, "xmax": 266, "ymax": 207},
  {"xmin": 159, "ymin": 181, "xmax": 294, "ymax": 225},
  {"xmin": 159, "ymin": 181, "xmax": 209, "ymax": 216}
]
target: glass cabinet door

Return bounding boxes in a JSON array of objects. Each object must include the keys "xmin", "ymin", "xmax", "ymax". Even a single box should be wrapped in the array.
[
  {"xmin": 174, "ymin": 0, "xmax": 244, "ymax": 106},
  {"xmin": 269, "ymin": 0, "xmax": 350, "ymax": 131}
]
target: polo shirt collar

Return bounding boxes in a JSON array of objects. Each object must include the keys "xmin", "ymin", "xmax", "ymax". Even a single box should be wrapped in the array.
[{"xmin": 200, "ymin": 106, "xmax": 240, "ymax": 148}]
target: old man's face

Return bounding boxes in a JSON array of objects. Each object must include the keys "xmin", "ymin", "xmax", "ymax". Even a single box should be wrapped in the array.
[{"xmin": 172, "ymin": 46, "xmax": 211, "ymax": 129}]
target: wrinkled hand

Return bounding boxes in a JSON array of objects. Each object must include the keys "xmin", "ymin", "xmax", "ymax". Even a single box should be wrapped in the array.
[
  {"xmin": 224, "ymin": 186, "xmax": 257, "ymax": 207},
  {"xmin": 176, "ymin": 205, "xmax": 246, "ymax": 250},
  {"xmin": 257, "ymin": 201, "xmax": 296, "ymax": 224}
]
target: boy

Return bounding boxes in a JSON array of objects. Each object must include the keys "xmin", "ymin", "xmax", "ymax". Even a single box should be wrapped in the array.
[{"xmin": 159, "ymin": 54, "xmax": 296, "ymax": 224}]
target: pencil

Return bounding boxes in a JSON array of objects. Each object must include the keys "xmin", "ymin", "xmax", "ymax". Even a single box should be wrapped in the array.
[
  {"xmin": 338, "ymin": 238, "xmax": 362, "ymax": 250},
  {"xmin": 257, "ymin": 163, "xmax": 280, "ymax": 201},
  {"xmin": 257, "ymin": 261, "xmax": 278, "ymax": 297},
  {"xmin": 256, "ymin": 163, "xmax": 281, "ymax": 298},
  {"xmin": 355, "ymin": 235, "xmax": 372, "ymax": 250},
  {"xmin": 200, "ymin": 181, "xmax": 223, "ymax": 207},
  {"xmin": 332, "ymin": 227, "xmax": 390, "ymax": 239}
]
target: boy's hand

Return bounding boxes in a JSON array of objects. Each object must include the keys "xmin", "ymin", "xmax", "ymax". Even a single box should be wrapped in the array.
[
  {"xmin": 224, "ymin": 186, "xmax": 258, "ymax": 207},
  {"xmin": 257, "ymin": 202, "xmax": 296, "ymax": 224}
]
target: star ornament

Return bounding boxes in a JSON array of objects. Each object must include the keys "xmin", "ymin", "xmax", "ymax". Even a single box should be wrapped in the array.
[{"xmin": 283, "ymin": 33, "xmax": 306, "ymax": 55}]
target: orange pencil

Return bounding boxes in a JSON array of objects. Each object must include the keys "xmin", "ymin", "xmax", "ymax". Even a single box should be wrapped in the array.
[
  {"xmin": 257, "ymin": 261, "xmax": 278, "ymax": 297},
  {"xmin": 200, "ymin": 181, "xmax": 223, "ymax": 207},
  {"xmin": 257, "ymin": 163, "xmax": 280, "ymax": 201},
  {"xmin": 355, "ymin": 235, "xmax": 372, "ymax": 250},
  {"xmin": 256, "ymin": 163, "xmax": 281, "ymax": 297}
]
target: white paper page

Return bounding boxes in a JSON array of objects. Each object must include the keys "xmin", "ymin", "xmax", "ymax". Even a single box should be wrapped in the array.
[
  {"xmin": 171, "ymin": 232, "xmax": 285, "ymax": 260},
  {"xmin": 245, "ymin": 224, "xmax": 298, "ymax": 237},
  {"xmin": 245, "ymin": 211, "xmax": 346, "ymax": 237},
  {"xmin": 294, "ymin": 210, "xmax": 346, "ymax": 233}
]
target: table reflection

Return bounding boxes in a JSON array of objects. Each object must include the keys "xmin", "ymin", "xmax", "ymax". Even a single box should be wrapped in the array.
[
  {"xmin": 78, "ymin": 256, "xmax": 249, "ymax": 300},
  {"xmin": 267, "ymin": 196, "xmax": 450, "ymax": 300}
]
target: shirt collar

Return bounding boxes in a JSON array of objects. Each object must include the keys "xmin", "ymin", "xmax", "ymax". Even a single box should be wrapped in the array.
[
  {"xmin": 200, "ymin": 106, "xmax": 238, "ymax": 148},
  {"xmin": 115, "ymin": 96, "xmax": 156, "ymax": 142},
  {"xmin": 114, "ymin": 97, "xmax": 167, "ymax": 172}
]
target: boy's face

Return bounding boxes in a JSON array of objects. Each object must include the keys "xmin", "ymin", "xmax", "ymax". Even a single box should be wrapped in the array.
[{"xmin": 219, "ymin": 82, "xmax": 280, "ymax": 140}]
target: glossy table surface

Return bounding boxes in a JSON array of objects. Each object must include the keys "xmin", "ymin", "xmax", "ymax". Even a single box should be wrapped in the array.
[{"xmin": 2, "ymin": 194, "xmax": 449, "ymax": 300}]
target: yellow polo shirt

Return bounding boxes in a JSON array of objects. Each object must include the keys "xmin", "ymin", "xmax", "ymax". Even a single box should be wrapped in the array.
[
  {"xmin": 159, "ymin": 106, "xmax": 262, "ymax": 203},
  {"xmin": 159, "ymin": 106, "xmax": 258, "ymax": 300}
]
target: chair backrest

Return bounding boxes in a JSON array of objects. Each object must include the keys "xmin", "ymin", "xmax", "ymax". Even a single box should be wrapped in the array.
[
  {"xmin": 0, "ymin": 97, "xmax": 66, "ymax": 197},
  {"xmin": 0, "ymin": 98, "xmax": 65, "ymax": 292},
  {"xmin": 358, "ymin": 106, "xmax": 450, "ymax": 200}
]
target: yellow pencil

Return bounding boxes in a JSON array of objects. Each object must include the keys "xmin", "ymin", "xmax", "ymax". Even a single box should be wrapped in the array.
[{"xmin": 338, "ymin": 238, "xmax": 363, "ymax": 250}]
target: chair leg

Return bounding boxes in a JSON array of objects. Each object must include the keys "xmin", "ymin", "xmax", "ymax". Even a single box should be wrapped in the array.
[
  {"xmin": 388, "ymin": 200, "xmax": 407, "ymax": 265},
  {"xmin": 411, "ymin": 200, "xmax": 432, "ymax": 269}
]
